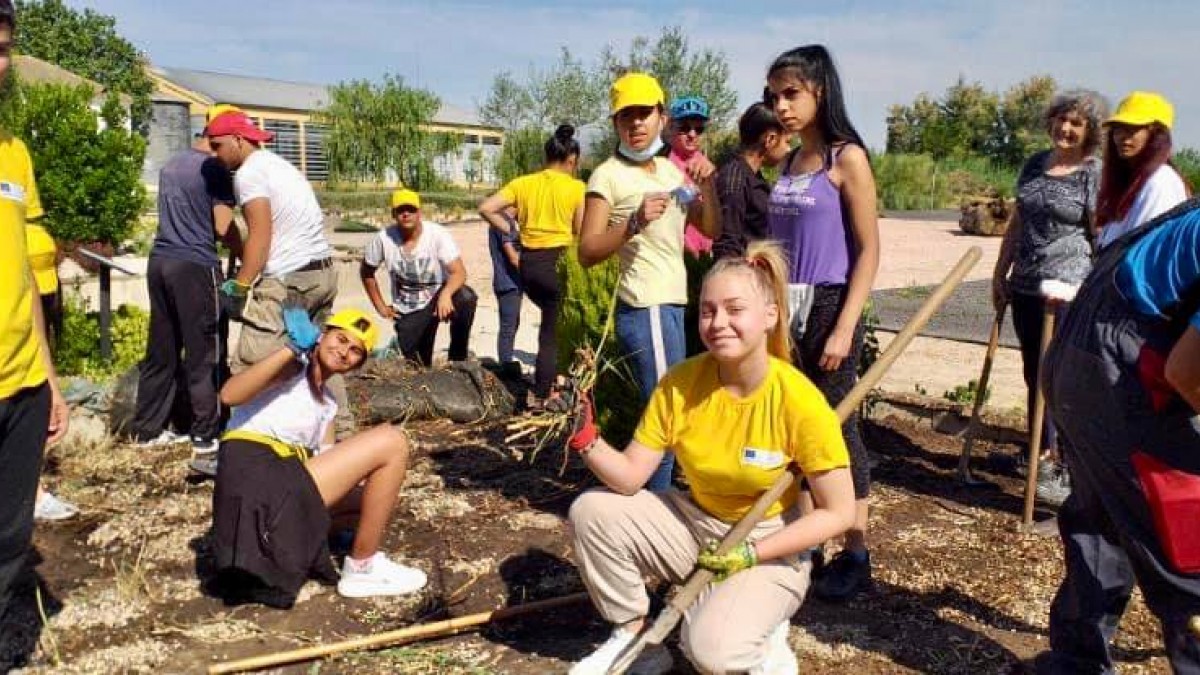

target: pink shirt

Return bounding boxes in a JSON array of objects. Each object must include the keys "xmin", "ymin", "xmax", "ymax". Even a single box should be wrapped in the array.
[{"xmin": 669, "ymin": 148, "xmax": 713, "ymax": 256}]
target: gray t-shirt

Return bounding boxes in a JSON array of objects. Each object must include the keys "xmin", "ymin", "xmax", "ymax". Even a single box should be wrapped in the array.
[
  {"xmin": 152, "ymin": 149, "xmax": 235, "ymax": 267},
  {"xmin": 1009, "ymin": 151, "xmax": 1101, "ymax": 295}
]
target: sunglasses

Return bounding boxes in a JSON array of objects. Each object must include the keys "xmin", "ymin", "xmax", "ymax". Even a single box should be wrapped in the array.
[
  {"xmin": 677, "ymin": 122, "xmax": 706, "ymax": 135},
  {"xmin": 393, "ymin": 206, "xmax": 419, "ymax": 215}
]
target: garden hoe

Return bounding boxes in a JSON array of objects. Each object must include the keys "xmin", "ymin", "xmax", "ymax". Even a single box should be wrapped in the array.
[
  {"xmin": 607, "ymin": 247, "xmax": 982, "ymax": 674},
  {"xmin": 957, "ymin": 303, "xmax": 1007, "ymax": 485}
]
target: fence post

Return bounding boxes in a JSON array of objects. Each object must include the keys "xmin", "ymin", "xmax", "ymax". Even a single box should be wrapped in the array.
[{"xmin": 75, "ymin": 249, "xmax": 136, "ymax": 362}]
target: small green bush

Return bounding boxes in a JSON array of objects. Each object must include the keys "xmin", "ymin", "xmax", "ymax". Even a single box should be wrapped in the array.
[
  {"xmin": 315, "ymin": 189, "xmax": 485, "ymax": 214},
  {"xmin": 556, "ymin": 248, "xmax": 641, "ymax": 448},
  {"xmin": 1175, "ymin": 147, "xmax": 1200, "ymax": 192},
  {"xmin": 684, "ymin": 252, "xmax": 714, "ymax": 357},
  {"xmin": 874, "ymin": 153, "xmax": 1017, "ymax": 211},
  {"xmin": 943, "ymin": 379, "xmax": 991, "ymax": 406},
  {"xmin": 57, "ymin": 293, "xmax": 148, "ymax": 379}
]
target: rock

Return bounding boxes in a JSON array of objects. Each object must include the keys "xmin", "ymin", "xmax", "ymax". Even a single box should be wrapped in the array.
[
  {"xmin": 348, "ymin": 358, "xmax": 515, "ymax": 424},
  {"xmin": 61, "ymin": 409, "xmax": 110, "ymax": 449},
  {"xmin": 959, "ymin": 192, "xmax": 1014, "ymax": 236},
  {"xmin": 106, "ymin": 366, "xmax": 141, "ymax": 437}
]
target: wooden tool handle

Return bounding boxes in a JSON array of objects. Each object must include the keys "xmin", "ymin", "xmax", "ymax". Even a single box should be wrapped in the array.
[
  {"xmin": 618, "ymin": 247, "xmax": 984, "ymax": 670},
  {"xmin": 207, "ymin": 593, "xmax": 589, "ymax": 674}
]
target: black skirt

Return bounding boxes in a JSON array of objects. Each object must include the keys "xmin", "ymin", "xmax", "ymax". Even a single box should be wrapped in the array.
[{"xmin": 212, "ymin": 438, "xmax": 337, "ymax": 606}]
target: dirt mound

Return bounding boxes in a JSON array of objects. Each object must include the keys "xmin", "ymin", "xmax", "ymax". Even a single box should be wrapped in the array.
[
  {"xmin": 959, "ymin": 192, "xmax": 1014, "ymax": 237},
  {"xmin": 349, "ymin": 358, "xmax": 516, "ymax": 425}
]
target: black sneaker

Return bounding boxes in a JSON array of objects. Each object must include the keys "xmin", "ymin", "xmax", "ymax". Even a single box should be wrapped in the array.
[{"xmin": 812, "ymin": 550, "xmax": 872, "ymax": 601}]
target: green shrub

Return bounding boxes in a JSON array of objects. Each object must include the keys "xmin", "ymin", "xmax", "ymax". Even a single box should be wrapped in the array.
[
  {"xmin": 874, "ymin": 153, "xmax": 1017, "ymax": 211},
  {"xmin": 684, "ymin": 252, "xmax": 714, "ymax": 357},
  {"xmin": 0, "ymin": 79, "xmax": 146, "ymax": 247},
  {"xmin": 556, "ymin": 249, "xmax": 641, "ymax": 448},
  {"xmin": 943, "ymin": 379, "xmax": 991, "ymax": 406},
  {"xmin": 57, "ymin": 293, "xmax": 148, "ymax": 379},
  {"xmin": 1175, "ymin": 147, "xmax": 1200, "ymax": 192},
  {"xmin": 315, "ymin": 189, "xmax": 485, "ymax": 214}
]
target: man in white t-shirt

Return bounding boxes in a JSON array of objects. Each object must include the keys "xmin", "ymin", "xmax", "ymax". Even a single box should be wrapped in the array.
[
  {"xmin": 360, "ymin": 189, "xmax": 477, "ymax": 366},
  {"xmin": 205, "ymin": 110, "xmax": 337, "ymax": 373}
]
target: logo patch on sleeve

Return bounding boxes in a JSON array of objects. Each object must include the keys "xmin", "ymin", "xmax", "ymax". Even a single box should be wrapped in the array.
[{"xmin": 0, "ymin": 181, "xmax": 27, "ymax": 203}]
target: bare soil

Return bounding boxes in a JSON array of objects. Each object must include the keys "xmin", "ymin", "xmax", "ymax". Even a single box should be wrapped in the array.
[{"xmin": 3, "ymin": 407, "xmax": 1171, "ymax": 674}]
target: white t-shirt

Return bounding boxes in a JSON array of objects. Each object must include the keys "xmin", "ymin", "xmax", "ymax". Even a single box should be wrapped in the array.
[
  {"xmin": 363, "ymin": 221, "xmax": 461, "ymax": 314},
  {"xmin": 235, "ymin": 149, "xmax": 333, "ymax": 276},
  {"xmin": 226, "ymin": 370, "xmax": 337, "ymax": 452},
  {"xmin": 1098, "ymin": 165, "xmax": 1189, "ymax": 248}
]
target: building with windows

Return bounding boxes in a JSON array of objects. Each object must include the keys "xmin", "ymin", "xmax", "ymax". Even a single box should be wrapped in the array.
[{"xmin": 145, "ymin": 66, "xmax": 503, "ymax": 187}]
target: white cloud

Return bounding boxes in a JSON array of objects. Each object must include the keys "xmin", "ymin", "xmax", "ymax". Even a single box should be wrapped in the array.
[{"xmin": 69, "ymin": 0, "xmax": 1200, "ymax": 147}]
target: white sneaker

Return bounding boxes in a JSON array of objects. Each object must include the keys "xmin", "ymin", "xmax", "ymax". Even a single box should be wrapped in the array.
[
  {"xmin": 749, "ymin": 621, "xmax": 798, "ymax": 675},
  {"xmin": 34, "ymin": 492, "xmax": 79, "ymax": 522},
  {"xmin": 569, "ymin": 627, "xmax": 673, "ymax": 675},
  {"xmin": 336, "ymin": 552, "xmax": 427, "ymax": 598},
  {"xmin": 135, "ymin": 429, "xmax": 186, "ymax": 448}
]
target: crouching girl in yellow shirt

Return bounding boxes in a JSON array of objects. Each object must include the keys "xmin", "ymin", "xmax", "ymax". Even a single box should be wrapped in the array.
[{"xmin": 566, "ymin": 241, "xmax": 856, "ymax": 675}]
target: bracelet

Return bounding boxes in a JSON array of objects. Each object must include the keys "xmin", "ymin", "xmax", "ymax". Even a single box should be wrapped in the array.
[{"xmin": 626, "ymin": 211, "xmax": 645, "ymax": 237}]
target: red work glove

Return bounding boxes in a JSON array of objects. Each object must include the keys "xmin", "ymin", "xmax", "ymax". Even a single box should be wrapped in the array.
[{"xmin": 568, "ymin": 390, "xmax": 598, "ymax": 453}]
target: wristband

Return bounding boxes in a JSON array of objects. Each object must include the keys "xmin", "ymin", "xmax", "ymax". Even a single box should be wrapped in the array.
[{"xmin": 626, "ymin": 211, "xmax": 645, "ymax": 237}]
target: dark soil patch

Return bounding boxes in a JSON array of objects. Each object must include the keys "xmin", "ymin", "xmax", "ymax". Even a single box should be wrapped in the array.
[{"xmin": 7, "ymin": 412, "xmax": 1170, "ymax": 674}]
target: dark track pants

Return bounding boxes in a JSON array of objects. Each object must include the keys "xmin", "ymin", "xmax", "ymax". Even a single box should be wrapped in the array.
[
  {"xmin": 0, "ymin": 384, "xmax": 49, "ymax": 620},
  {"xmin": 130, "ymin": 256, "xmax": 222, "ymax": 442},
  {"xmin": 394, "ymin": 286, "xmax": 478, "ymax": 366}
]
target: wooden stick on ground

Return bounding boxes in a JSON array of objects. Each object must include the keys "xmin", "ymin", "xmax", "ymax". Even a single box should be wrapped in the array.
[
  {"xmin": 957, "ymin": 304, "xmax": 1007, "ymax": 485},
  {"xmin": 608, "ymin": 247, "xmax": 983, "ymax": 674},
  {"xmin": 1021, "ymin": 306, "xmax": 1057, "ymax": 528},
  {"xmin": 207, "ymin": 593, "xmax": 589, "ymax": 674}
]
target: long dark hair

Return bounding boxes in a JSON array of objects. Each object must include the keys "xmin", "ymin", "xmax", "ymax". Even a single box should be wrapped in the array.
[
  {"xmin": 1095, "ymin": 124, "xmax": 1185, "ymax": 224},
  {"xmin": 767, "ymin": 45, "xmax": 866, "ymax": 150},
  {"xmin": 545, "ymin": 124, "xmax": 580, "ymax": 164}
]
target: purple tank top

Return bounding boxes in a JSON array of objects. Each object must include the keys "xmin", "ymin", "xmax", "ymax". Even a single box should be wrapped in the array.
[{"xmin": 768, "ymin": 147, "xmax": 854, "ymax": 285}]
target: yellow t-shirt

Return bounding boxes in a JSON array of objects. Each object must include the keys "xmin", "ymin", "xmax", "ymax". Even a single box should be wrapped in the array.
[
  {"xmin": 498, "ymin": 168, "xmax": 585, "ymax": 250},
  {"xmin": 25, "ymin": 223, "xmax": 58, "ymax": 294},
  {"xmin": 634, "ymin": 354, "xmax": 849, "ymax": 522},
  {"xmin": 0, "ymin": 135, "xmax": 48, "ymax": 399},
  {"xmin": 586, "ymin": 156, "xmax": 688, "ymax": 307}
]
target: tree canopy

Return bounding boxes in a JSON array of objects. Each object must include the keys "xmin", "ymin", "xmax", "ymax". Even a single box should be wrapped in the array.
[
  {"xmin": 15, "ymin": 0, "xmax": 154, "ymax": 125},
  {"xmin": 318, "ymin": 74, "xmax": 461, "ymax": 190}
]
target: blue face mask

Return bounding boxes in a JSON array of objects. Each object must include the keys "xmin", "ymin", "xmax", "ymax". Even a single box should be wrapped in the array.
[{"xmin": 618, "ymin": 135, "xmax": 664, "ymax": 163}]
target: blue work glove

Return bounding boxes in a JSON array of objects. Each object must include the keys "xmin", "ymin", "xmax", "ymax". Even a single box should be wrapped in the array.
[
  {"xmin": 282, "ymin": 305, "xmax": 320, "ymax": 358},
  {"xmin": 219, "ymin": 279, "xmax": 250, "ymax": 321}
]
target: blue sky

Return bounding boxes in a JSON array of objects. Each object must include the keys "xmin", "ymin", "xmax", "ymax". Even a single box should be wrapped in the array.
[{"xmin": 69, "ymin": 0, "xmax": 1199, "ymax": 149}]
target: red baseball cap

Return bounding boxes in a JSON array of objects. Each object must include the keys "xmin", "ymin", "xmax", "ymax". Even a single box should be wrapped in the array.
[{"xmin": 204, "ymin": 111, "xmax": 274, "ymax": 143}]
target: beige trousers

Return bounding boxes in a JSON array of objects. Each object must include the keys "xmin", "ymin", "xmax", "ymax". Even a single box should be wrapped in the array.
[
  {"xmin": 232, "ymin": 265, "xmax": 350, "ymax": 434},
  {"xmin": 569, "ymin": 488, "xmax": 811, "ymax": 674}
]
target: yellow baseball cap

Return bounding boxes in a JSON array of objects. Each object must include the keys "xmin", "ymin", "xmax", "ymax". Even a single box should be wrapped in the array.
[
  {"xmin": 206, "ymin": 103, "xmax": 244, "ymax": 124},
  {"xmin": 1106, "ymin": 91, "xmax": 1174, "ymax": 130},
  {"xmin": 389, "ymin": 188, "xmax": 421, "ymax": 210},
  {"xmin": 610, "ymin": 72, "xmax": 665, "ymax": 116},
  {"xmin": 326, "ymin": 308, "xmax": 379, "ymax": 353}
]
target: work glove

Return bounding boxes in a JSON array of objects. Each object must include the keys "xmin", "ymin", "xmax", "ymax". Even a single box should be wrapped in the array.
[
  {"xmin": 696, "ymin": 541, "xmax": 757, "ymax": 581},
  {"xmin": 282, "ymin": 305, "xmax": 320, "ymax": 359},
  {"xmin": 567, "ymin": 388, "xmax": 598, "ymax": 453},
  {"xmin": 219, "ymin": 279, "xmax": 250, "ymax": 321}
]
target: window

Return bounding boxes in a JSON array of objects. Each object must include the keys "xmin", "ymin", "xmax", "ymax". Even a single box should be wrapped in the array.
[
  {"xmin": 262, "ymin": 118, "xmax": 302, "ymax": 171},
  {"xmin": 304, "ymin": 123, "xmax": 329, "ymax": 182},
  {"xmin": 481, "ymin": 135, "xmax": 501, "ymax": 146}
]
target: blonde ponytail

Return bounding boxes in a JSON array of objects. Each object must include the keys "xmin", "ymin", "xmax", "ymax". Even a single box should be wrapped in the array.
[{"xmin": 705, "ymin": 241, "xmax": 793, "ymax": 363}]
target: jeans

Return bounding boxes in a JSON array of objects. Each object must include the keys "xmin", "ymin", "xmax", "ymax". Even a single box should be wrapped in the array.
[
  {"xmin": 495, "ymin": 288, "xmax": 522, "ymax": 365},
  {"xmin": 615, "ymin": 302, "xmax": 686, "ymax": 492}
]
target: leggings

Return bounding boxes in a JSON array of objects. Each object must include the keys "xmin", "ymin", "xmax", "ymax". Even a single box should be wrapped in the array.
[{"xmin": 520, "ymin": 247, "xmax": 564, "ymax": 399}]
